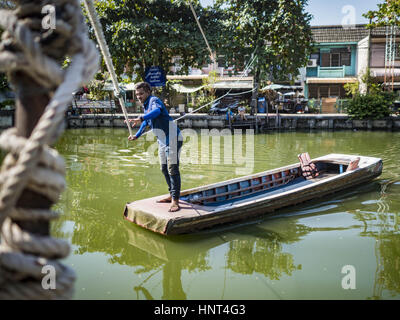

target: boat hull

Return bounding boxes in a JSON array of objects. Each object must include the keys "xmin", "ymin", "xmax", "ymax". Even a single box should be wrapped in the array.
[{"xmin": 124, "ymin": 154, "xmax": 383, "ymax": 235}]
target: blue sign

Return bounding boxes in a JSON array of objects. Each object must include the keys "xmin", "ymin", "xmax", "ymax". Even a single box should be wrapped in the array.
[
  {"xmin": 258, "ymin": 97, "xmax": 266, "ymax": 113},
  {"xmin": 145, "ymin": 66, "xmax": 166, "ymax": 87}
]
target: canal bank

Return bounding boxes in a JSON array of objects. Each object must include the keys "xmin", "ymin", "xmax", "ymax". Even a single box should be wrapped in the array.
[
  {"xmin": 65, "ymin": 113, "xmax": 400, "ymax": 131},
  {"xmin": 2, "ymin": 112, "xmax": 400, "ymax": 131}
]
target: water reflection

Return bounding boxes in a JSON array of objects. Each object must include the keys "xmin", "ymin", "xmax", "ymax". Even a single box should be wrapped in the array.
[
  {"xmin": 354, "ymin": 181, "xmax": 400, "ymax": 299},
  {"xmin": 120, "ymin": 223, "xmax": 307, "ymax": 300},
  {"xmin": 48, "ymin": 128, "xmax": 400, "ymax": 299}
]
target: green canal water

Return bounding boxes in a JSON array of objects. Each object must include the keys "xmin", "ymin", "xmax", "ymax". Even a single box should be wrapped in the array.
[{"xmin": 15, "ymin": 128, "xmax": 400, "ymax": 299}]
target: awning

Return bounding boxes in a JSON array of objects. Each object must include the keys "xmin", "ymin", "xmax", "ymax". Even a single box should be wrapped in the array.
[
  {"xmin": 172, "ymin": 81, "xmax": 253, "ymax": 92},
  {"xmin": 306, "ymin": 77, "xmax": 358, "ymax": 84},
  {"xmin": 171, "ymin": 84, "xmax": 205, "ymax": 93},
  {"xmin": 212, "ymin": 81, "xmax": 253, "ymax": 89},
  {"xmin": 103, "ymin": 82, "xmax": 136, "ymax": 91},
  {"xmin": 370, "ymin": 68, "xmax": 400, "ymax": 77},
  {"xmin": 262, "ymin": 84, "xmax": 303, "ymax": 91}
]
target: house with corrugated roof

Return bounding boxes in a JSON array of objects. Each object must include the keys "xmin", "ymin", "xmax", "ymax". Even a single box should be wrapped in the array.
[
  {"xmin": 304, "ymin": 25, "xmax": 369, "ymax": 101},
  {"xmin": 304, "ymin": 24, "xmax": 400, "ymax": 100}
]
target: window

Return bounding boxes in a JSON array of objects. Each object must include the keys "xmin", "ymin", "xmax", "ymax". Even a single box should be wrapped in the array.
[
  {"xmin": 341, "ymin": 53, "xmax": 351, "ymax": 66},
  {"xmin": 371, "ymin": 43, "xmax": 385, "ymax": 67},
  {"xmin": 319, "ymin": 86, "xmax": 329, "ymax": 97},
  {"xmin": 320, "ymin": 48, "xmax": 351, "ymax": 67},
  {"xmin": 321, "ymin": 53, "xmax": 330, "ymax": 67},
  {"xmin": 308, "ymin": 84, "xmax": 346, "ymax": 99},
  {"xmin": 330, "ymin": 86, "xmax": 340, "ymax": 97},
  {"xmin": 331, "ymin": 53, "xmax": 340, "ymax": 67},
  {"xmin": 310, "ymin": 53, "xmax": 320, "ymax": 60}
]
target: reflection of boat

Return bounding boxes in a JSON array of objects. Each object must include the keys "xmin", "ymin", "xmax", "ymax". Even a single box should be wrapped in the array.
[
  {"xmin": 125, "ymin": 225, "xmax": 232, "ymax": 261},
  {"xmin": 124, "ymin": 154, "xmax": 383, "ymax": 235}
]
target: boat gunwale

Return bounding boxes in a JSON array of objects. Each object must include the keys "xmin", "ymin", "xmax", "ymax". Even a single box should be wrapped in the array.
[{"xmin": 176, "ymin": 154, "xmax": 380, "ymax": 199}]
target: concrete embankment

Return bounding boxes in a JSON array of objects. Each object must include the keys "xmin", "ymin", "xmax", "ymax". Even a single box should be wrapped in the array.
[
  {"xmin": 1, "ymin": 111, "xmax": 400, "ymax": 131},
  {"xmin": 65, "ymin": 113, "xmax": 400, "ymax": 131}
]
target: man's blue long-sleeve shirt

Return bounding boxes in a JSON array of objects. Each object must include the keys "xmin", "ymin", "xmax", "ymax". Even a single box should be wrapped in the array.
[
  {"xmin": 134, "ymin": 107, "xmax": 161, "ymax": 138},
  {"xmin": 134, "ymin": 96, "xmax": 180, "ymax": 146}
]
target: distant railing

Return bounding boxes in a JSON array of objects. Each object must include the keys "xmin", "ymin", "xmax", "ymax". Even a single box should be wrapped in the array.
[
  {"xmin": 70, "ymin": 99, "xmax": 116, "ymax": 115},
  {"xmin": 318, "ymin": 65, "xmax": 345, "ymax": 78},
  {"xmin": 334, "ymin": 99, "xmax": 349, "ymax": 114}
]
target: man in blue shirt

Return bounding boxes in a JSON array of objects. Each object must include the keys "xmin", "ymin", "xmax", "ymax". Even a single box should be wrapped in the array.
[{"xmin": 127, "ymin": 82, "xmax": 183, "ymax": 212}]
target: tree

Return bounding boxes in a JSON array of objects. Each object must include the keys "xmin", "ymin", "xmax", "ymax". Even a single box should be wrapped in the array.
[
  {"xmin": 84, "ymin": 0, "xmax": 226, "ymax": 81},
  {"xmin": 216, "ymin": 0, "xmax": 313, "ymax": 86},
  {"xmin": 364, "ymin": 0, "xmax": 400, "ymax": 27}
]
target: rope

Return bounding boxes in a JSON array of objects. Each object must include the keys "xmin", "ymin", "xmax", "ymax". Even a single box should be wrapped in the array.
[
  {"xmin": 0, "ymin": 0, "xmax": 99, "ymax": 299},
  {"xmin": 189, "ymin": 1, "xmax": 215, "ymax": 65},
  {"xmin": 82, "ymin": 0, "xmax": 134, "ymax": 137}
]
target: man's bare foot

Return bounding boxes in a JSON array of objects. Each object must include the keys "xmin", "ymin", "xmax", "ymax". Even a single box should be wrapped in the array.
[{"xmin": 168, "ymin": 200, "xmax": 180, "ymax": 212}]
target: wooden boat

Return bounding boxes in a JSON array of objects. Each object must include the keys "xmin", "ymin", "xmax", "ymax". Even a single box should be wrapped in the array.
[{"xmin": 124, "ymin": 154, "xmax": 383, "ymax": 235}]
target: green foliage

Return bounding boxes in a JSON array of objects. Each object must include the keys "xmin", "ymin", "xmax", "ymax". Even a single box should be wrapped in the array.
[
  {"xmin": 343, "ymin": 81, "xmax": 360, "ymax": 98},
  {"xmin": 0, "ymin": 99, "xmax": 14, "ymax": 110},
  {"xmin": 307, "ymin": 99, "xmax": 321, "ymax": 114},
  {"xmin": 87, "ymin": 79, "xmax": 108, "ymax": 101},
  {"xmin": 0, "ymin": 73, "xmax": 10, "ymax": 92},
  {"xmin": 364, "ymin": 0, "xmax": 400, "ymax": 27},
  {"xmin": 85, "ymin": 0, "xmax": 226, "ymax": 80},
  {"xmin": 202, "ymin": 70, "xmax": 218, "ymax": 99},
  {"xmin": 187, "ymin": 71, "xmax": 219, "ymax": 112},
  {"xmin": 152, "ymin": 79, "xmax": 182, "ymax": 107},
  {"xmin": 346, "ymin": 92, "xmax": 396, "ymax": 120},
  {"xmin": 345, "ymin": 67, "xmax": 396, "ymax": 120},
  {"xmin": 216, "ymin": 0, "xmax": 313, "ymax": 84}
]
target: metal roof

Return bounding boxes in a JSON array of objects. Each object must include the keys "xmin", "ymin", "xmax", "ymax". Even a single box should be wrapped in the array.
[{"xmin": 311, "ymin": 24, "xmax": 400, "ymax": 44}]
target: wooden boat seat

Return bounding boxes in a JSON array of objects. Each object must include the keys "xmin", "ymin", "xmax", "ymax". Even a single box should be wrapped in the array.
[
  {"xmin": 298, "ymin": 152, "xmax": 319, "ymax": 180},
  {"xmin": 346, "ymin": 157, "xmax": 360, "ymax": 171}
]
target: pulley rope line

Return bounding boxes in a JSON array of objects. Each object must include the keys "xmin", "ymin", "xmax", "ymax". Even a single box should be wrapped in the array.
[
  {"xmin": 82, "ymin": 0, "xmax": 134, "ymax": 137},
  {"xmin": 226, "ymin": 87, "xmax": 257, "ymax": 96}
]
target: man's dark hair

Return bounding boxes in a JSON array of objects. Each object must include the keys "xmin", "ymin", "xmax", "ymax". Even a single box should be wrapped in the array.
[{"xmin": 135, "ymin": 82, "xmax": 151, "ymax": 93}]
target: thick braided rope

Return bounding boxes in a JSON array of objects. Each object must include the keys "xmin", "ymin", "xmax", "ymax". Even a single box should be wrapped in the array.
[{"xmin": 0, "ymin": 0, "xmax": 99, "ymax": 299}]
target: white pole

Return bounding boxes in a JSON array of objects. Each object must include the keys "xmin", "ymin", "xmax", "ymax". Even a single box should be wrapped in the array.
[
  {"xmin": 189, "ymin": 1, "xmax": 216, "ymax": 68},
  {"xmin": 82, "ymin": 0, "xmax": 134, "ymax": 137}
]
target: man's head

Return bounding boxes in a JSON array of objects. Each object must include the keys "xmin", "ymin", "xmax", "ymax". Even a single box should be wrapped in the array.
[{"xmin": 135, "ymin": 82, "xmax": 151, "ymax": 104}]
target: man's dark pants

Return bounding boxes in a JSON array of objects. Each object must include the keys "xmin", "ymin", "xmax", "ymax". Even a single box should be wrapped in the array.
[{"xmin": 159, "ymin": 140, "xmax": 183, "ymax": 200}]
